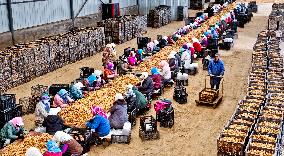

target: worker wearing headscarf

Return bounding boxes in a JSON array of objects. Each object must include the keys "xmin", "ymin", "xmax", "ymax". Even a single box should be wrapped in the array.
[
  {"xmin": 86, "ymin": 106, "xmax": 110, "ymax": 137},
  {"xmin": 110, "ymin": 43, "xmax": 117, "ymax": 55},
  {"xmin": 153, "ymin": 40, "xmax": 161, "ymax": 53},
  {"xmin": 104, "ymin": 61, "xmax": 117, "ymax": 80},
  {"xmin": 43, "ymin": 140, "xmax": 67, "ymax": 156},
  {"xmin": 53, "ymin": 131, "xmax": 83, "ymax": 156},
  {"xmin": 211, "ymin": 27, "xmax": 219, "ymax": 39},
  {"xmin": 118, "ymin": 57, "xmax": 132, "ymax": 75},
  {"xmin": 188, "ymin": 43, "xmax": 195, "ymax": 56},
  {"xmin": 87, "ymin": 74, "xmax": 97, "ymax": 87},
  {"xmin": 94, "ymin": 70, "xmax": 104, "ymax": 89},
  {"xmin": 53, "ymin": 89, "xmax": 74, "ymax": 108},
  {"xmin": 69, "ymin": 82, "xmax": 84, "ymax": 100},
  {"xmin": 108, "ymin": 93, "xmax": 128, "ymax": 129},
  {"xmin": 35, "ymin": 93, "xmax": 50, "ymax": 127},
  {"xmin": 171, "ymin": 51, "xmax": 181, "ymax": 67},
  {"xmin": 181, "ymin": 48, "xmax": 191, "ymax": 70},
  {"xmin": 0, "ymin": 117, "xmax": 27, "ymax": 146},
  {"xmin": 168, "ymin": 53, "xmax": 178, "ymax": 71},
  {"xmin": 102, "ymin": 44, "xmax": 112, "ymax": 66},
  {"xmin": 125, "ymin": 84, "xmax": 136, "ymax": 99},
  {"xmin": 147, "ymin": 42, "xmax": 155, "ymax": 53},
  {"xmin": 128, "ymin": 51, "xmax": 137, "ymax": 66},
  {"xmin": 150, "ymin": 67, "xmax": 162, "ymax": 90},
  {"xmin": 179, "ymin": 48, "xmax": 186, "ymax": 55},
  {"xmin": 125, "ymin": 84, "xmax": 137, "ymax": 112},
  {"xmin": 159, "ymin": 36, "xmax": 168, "ymax": 48},
  {"xmin": 172, "ymin": 34, "xmax": 178, "ymax": 42},
  {"xmin": 136, "ymin": 49, "xmax": 144, "ymax": 63},
  {"xmin": 138, "ymin": 72, "xmax": 154, "ymax": 95},
  {"xmin": 167, "ymin": 36, "xmax": 175, "ymax": 45},
  {"xmin": 25, "ymin": 147, "xmax": 43, "ymax": 156},
  {"xmin": 131, "ymin": 85, "xmax": 147, "ymax": 110},
  {"xmin": 159, "ymin": 60, "xmax": 173, "ymax": 84},
  {"xmin": 201, "ymin": 35, "xmax": 209, "ymax": 47}
]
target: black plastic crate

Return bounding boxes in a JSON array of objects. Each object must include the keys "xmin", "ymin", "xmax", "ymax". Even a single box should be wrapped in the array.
[
  {"xmin": 176, "ymin": 79, "xmax": 188, "ymax": 86},
  {"xmin": 13, "ymin": 105, "xmax": 22, "ymax": 117},
  {"xmin": 68, "ymin": 128, "xmax": 92, "ymax": 154},
  {"xmin": 49, "ymin": 84, "xmax": 70, "ymax": 96},
  {"xmin": 159, "ymin": 106, "xmax": 174, "ymax": 128},
  {"xmin": 139, "ymin": 116, "xmax": 157, "ymax": 133},
  {"xmin": 137, "ymin": 37, "xmax": 151, "ymax": 49},
  {"xmin": 0, "ymin": 94, "xmax": 16, "ymax": 111},
  {"xmin": 123, "ymin": 47, "xmax": 131, "ymax": 57},
  {"xmin": 0, "ymin": 109, "xmax": 14, "ymax": 123},
  {"xmin": 80, "ymin": 67, "xmax": 94, "ymax": 79},
  {"xmin": 111, "ymin": 133, "xmax": 131, "ymax": 144},
  {"xmin": 137, "ymin": 37, "xmax": 151, "ymax": 45},
  {"xmin": 173, "ymin": 85, "xmax": 188, "ymax": 104},
  {"xmin": 139, "ymin": 127, "xmax": 160, "ymax": 141}
]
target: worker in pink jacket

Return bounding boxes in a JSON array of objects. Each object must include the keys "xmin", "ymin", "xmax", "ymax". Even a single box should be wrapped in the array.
[{"xmin": 53, "ymin": 89, "xmax": 74, "ymax": 108}]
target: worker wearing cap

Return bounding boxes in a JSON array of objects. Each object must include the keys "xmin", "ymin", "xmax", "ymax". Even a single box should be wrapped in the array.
[{"xmin": 208, "ymin": 53, "xmax": 225, "ymax": 90}]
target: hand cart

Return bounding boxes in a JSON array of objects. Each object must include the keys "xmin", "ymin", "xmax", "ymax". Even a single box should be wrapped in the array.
[{"xmin": 195, "ymin": 75, "xmax": 224, "ymax": 108}]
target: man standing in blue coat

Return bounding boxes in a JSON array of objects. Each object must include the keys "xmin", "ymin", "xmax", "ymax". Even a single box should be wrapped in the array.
[{"xmin": 208, "ymin": 53, "xmax": 225, "ymax": 90}]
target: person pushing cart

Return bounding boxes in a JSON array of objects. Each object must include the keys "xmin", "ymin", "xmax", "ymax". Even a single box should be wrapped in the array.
[{"xmin": 208, "ymin": 53, "xmax": 225, "ymax": 90}]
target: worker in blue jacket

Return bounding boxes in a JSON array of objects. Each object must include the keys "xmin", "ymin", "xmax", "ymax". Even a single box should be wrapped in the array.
[
  {"xmin": 208, "ymin": 53, "xmax": 225, "ymax": 90},
  {"xmin": 86, "ymin": 106, "xmax": 110, "ymax": 138}
]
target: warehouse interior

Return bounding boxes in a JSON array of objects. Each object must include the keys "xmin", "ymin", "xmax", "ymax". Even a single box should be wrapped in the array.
[{"xmin": 1, "ymin": 0, "xmax": 284, "ymax": 155}]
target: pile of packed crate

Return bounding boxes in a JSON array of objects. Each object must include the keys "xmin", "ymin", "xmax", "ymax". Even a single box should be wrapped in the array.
[
  {"xmin": 268, "ymin": 3, "xmax": 284, "ymax": 40},
  {"xmin": 218, "ymin": 28, "xmax": 284, "ymax": 156},
  {"xmin": 97, "ymin": 15, "xmax": 147, "ymax": 44},
  {"xmin": 147, "ymin": 5, "xmax": 172, "ymax": 28},
  {"xmin": 245, "ymin": 31, "xmax": 283, "ymax": 156},
  {"xmin": 0, "ymin": 27, "xmax": 105, "ymax": 93}
]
